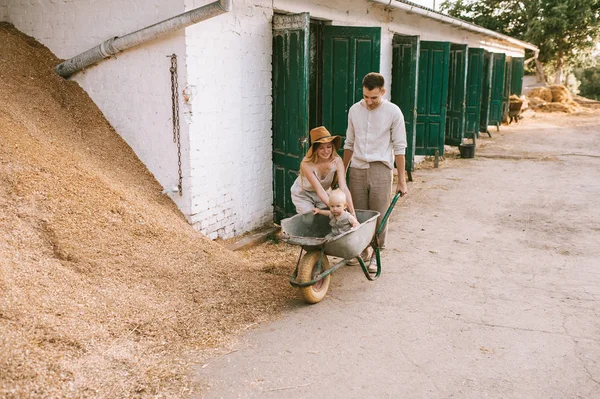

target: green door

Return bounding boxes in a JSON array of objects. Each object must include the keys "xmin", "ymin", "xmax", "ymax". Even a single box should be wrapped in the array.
[
  {"xmin": 391, "ymin": 35, "xmax": 419, "ymax": 175},
  {"xmin": 502, "ymin": 56, "xmax": 513, "ymax": 123},
  {"xmin": 479, "ymin": 51, "xmax": 493, "ymax": 134},
  {"xmin": 511, "ymin": 57, "xmax": 525, "ymax": 96},
  {"xmin": 465, "ymin": 48, "xmax": 484, "ymax": 139},
  {"xmin": 488, "ymin": 53, "xmax": 506, "ymax": 127},
  {"xmin": 272, "ymin": 13, "xmax": 310, "ymax": 221},
  {"xmin": 416, "ymin": 41, "xmax": 450, "ymax": 156},
  {"xmin": 322, "ymin": 26, "xmax": 381, "ymax": 138},
  {"xmin": 445, "ymin": 44, "xmax": 468, "ymax": 146}
]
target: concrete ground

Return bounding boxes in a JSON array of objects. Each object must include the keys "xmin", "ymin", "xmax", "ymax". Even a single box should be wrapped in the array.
[{"xmin": 195, "ymin": 112, "xmax": 600, "ymax": 398}]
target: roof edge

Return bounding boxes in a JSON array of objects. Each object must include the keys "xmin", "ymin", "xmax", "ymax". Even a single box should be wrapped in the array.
[{"xmin": 369, "ymin": 0, "xmax": 539, "ymax": 54}]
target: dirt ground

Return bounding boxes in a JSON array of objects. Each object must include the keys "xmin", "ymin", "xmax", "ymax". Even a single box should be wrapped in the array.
[{"xmin": 196, "ymin": 112, "xmax": 600, "ymax": 398}]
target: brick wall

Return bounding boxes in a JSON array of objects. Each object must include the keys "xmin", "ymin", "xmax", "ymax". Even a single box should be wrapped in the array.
[{"xmin": 182, "ymin": 0, "xmax": 274, "ymax": 239}]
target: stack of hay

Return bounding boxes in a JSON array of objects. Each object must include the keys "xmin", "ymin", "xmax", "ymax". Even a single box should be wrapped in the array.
[{"xmin": 527, "ymin": 85, "xmax": 580, "ymax": 113}]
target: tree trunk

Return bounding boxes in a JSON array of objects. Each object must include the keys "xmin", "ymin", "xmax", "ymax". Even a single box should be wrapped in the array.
[
  {"xmin": 535, "ymin": 59, "xmax": 546, "ymax": 83},
  {"xmin": 554, "ymin": 58, "xmax": 564, "ymax": 84}
]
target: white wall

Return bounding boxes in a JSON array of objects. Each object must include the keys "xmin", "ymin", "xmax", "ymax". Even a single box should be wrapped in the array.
[
  {"xmin": 2, "ymin": 0, "xmax": 192, "ymax": 217},
  {"xmin": 0, "ymin": 1, "xmax": 6, "ymax": 20},
  {"xmin": 183, "ymin": 0, "xmax": 274, "ymax": 239}
]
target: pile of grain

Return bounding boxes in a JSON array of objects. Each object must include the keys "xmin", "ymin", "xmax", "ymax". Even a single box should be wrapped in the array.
[
  {"xmin": 0, "ymin": 22, "xmax": 297, "ymax": 398},
  {"xmin": 527, "ymin": 84, "xmax": 580, "ymax": 113},
  {"xmin": 528, "ymin": 87, "xmax": 553, "ymax": 102}
]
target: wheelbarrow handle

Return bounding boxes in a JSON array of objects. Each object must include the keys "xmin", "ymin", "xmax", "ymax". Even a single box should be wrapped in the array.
[{"xmin": 376, "ymin": 192, "xmax": 403, "ymax": 236}]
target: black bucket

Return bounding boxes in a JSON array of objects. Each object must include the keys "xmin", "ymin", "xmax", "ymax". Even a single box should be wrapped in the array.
[
  {"xmin": 459, "ymin": 143, "xmax": 475, "ymax": 158},
  {"xmin": 459, "ymin": 137, "xmax": 476, "ymax": 158}
]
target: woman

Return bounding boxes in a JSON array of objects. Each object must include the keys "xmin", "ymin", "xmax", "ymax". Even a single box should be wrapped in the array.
[{"xmin": 290, "ymin": 126, "xmax": 355, "ymax": 216}]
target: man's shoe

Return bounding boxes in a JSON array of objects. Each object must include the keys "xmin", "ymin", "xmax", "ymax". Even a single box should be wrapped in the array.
[
  {"xmin": 367, "ymin": 255, "xmax": 378, "ymax": 273},
  {"xmin": 346, "ymin": 258, "xmax": 359, "ymax": 266}
]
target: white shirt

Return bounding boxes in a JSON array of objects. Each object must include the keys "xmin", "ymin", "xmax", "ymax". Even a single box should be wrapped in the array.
[{"xmin": 344, "ymin": 99, "xmax": 407, "ymax": 170}]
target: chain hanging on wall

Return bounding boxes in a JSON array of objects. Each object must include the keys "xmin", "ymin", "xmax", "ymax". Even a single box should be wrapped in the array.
[{"xmin": 169, "ymin": 53, "xmax": 183, "ymax": 196}]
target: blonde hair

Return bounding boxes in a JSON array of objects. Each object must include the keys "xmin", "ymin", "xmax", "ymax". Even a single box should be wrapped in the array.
[
  {"xmin": 300, "ymin": 142, "xmax": 340, "ymax": 188},
  {"xmin": 328, "ymin": 189, "xmax": 347, "ymax": 207},
  {"xmin": 301, "ymin": 141, "xmax": 340, "ymax": 165}
]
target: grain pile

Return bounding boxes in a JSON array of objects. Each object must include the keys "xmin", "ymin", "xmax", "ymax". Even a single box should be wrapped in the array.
[
  {"xmin": 526, "ymin": 84, "xmax": 580, "ymax": 113},
  {"xmin": 0, "ymin": 22, "xmax": 297, "ymax": 398}
]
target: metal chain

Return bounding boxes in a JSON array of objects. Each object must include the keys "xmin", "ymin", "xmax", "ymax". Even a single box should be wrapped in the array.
[{"xmin": 169, "ymin": 54, "xmax": 182, "ymax": 196}]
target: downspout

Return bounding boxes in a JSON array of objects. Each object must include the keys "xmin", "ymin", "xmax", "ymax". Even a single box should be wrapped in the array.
[
  {"xmin": 56, "ymin": 0, "xmax": 232, "ymax": 78},
  {"xmin": 368, "ymin": 0, "xmax": 539, "ymax": 54}
]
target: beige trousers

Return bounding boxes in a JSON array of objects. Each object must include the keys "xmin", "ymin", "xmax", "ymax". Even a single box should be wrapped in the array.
[{"xmin": 348, "ymin": 162, "xmax": 393, "ymax": 247}]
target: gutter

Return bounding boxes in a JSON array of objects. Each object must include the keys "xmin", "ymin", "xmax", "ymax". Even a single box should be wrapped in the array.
[
  {"xmin": 56, "ymin": 0, "xmax": 232, "ymax": 78},
  {"xmin": 368, "ymin": 0, "xmax": 539, "ymax": 56}
]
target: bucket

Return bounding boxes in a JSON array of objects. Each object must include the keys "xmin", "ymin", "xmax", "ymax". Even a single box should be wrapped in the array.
[
  {"xmin": 459, "ymin": 143, "xmax": 475, "ymax": 158},
  {"xmin": 459, "ymin": 136, "xmax": 476, "ymax": 158}
]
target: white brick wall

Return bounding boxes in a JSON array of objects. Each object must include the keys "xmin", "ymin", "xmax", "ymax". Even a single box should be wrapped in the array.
[
  {"xmin": 183, "ymin": 0, "xmax": 274, "ymax": 239},
  {"xmin": 2, "ymin": 0, "xmax": 529, "ymax": 240}
]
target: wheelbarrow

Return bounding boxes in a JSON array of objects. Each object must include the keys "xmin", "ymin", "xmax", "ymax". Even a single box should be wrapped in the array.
[
  {"xmin": 280, "ymin": 192, "xmax": 402, "ymax": 304},
  {"xmin": 508, "ymin": 98, "xmax": 525, "ymax": 124}
]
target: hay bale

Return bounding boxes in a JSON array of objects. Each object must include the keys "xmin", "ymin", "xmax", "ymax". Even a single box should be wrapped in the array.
[
  {"xmin": 538, "ymin": 102, "xmax": 572, "ymax": 113},
  {"xmin": 528, "ymin": 96, "xmax": 547, "ymax": 107},
  {"xmin": 528, "ymin": 87, "xmax": 553, "ymax": 102},
  {"xmin": 549, "ymin": 84, "xmax": 572, "ymax": 102},
  {"xmin": 566, "ymin": 99, "xmax": 581, "ymax": 112}
]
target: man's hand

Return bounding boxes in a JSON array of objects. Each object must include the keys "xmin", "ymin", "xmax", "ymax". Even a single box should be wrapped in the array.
[{"xmin": 396, "ymin": 179, "xmax": 408, "ymax": 197}]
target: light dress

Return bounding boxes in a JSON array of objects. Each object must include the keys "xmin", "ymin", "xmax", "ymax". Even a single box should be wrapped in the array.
[{"xmin": 290, "ymin": 167, "xmax": 336, "ymax": 214}]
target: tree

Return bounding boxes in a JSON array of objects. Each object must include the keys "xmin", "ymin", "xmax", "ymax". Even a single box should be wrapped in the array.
[{"xmin": 440, "ymin": 0, "xmax": 600, "ymax": 84}]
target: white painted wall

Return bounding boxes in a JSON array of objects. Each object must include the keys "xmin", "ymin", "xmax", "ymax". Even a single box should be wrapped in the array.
[
  {"xmin": 2, "ymin": 0, "xmax": 191, "ymax": 217},
  {"xmin": 2, "ymin": 0, "xmax": 530, "ymax": 240},
  {"xmin": 182, "ymin": 0, "xmax": 274, "ymax": 238}
]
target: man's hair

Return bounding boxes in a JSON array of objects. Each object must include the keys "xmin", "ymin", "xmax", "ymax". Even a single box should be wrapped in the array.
[{"xmin": 362, "ymin": 72, "xmax": 385, "ymax": 90}]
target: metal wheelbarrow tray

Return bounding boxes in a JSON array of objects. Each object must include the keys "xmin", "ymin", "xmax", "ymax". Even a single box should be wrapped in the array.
[{"xmin": 281, "ymin": 210, "xmax": 379, "ymax": 259}]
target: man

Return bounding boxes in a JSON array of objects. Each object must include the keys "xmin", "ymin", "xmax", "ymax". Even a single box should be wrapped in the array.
[{"xmin": 343, "ymin": 72, "xmax": 408, "ymax": 272}]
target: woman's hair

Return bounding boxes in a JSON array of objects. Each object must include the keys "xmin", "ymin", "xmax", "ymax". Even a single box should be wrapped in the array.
[
  {"xmin": 301, "ymin": 141, "xmax": 340, "ymax": 165},
  {"xmin": 300, "ymin": 141, "xmax": 340, "ymax": 188}
]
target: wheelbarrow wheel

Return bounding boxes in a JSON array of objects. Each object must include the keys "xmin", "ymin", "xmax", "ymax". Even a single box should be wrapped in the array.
[{"xmin": 297, "ymin": 250, "xmax": 331, "ymax": 304}]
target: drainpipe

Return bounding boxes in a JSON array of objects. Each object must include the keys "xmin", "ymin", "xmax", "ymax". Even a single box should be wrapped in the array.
[
  {"xmin": 56, "ymin": 0, "xmax": 232, "ymax": 78},
  {"xmin": 368, "ymin": 0, "xmax": 539, "ymax": 54}
]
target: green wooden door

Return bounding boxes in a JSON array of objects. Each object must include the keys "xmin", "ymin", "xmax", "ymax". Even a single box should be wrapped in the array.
[
  {"xmin": 479, "ymin": 51, "xmax": 493, "ymax": 133},
  {"xmin": 502, "ymin": 56, "xmax": 513, "ymax": 123},
  {"xmin": 322, "ymin": 26, "xmax": 381, "ymax": 138},
  {"xmin": 465, "ymin": 48, "xmax": 484, "ymax": 139},
  {"xmin": 511, "ymin": 57, "xmax": 525, "ymax": 96},
  {"xmin": 489, "ymin": 53, "xmax": 506, "ymax": 126},
  {"xmin": 445, "ymin": 44, "xmax": 468, "ymax": 146},
  {"xmin": 272, "ymin": 13, "xmax": 310, "ymax": 222},
  {"xmin": 391, "ymin": 35, "xmax": 419, "ymax": 174},
  {"xmin": 416, "ymin": 41, "xmax": 450, "ymax": 156}
]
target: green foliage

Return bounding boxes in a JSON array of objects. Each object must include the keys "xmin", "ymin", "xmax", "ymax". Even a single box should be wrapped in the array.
[
  {"xmin": 440, "ymin": 0, "xmax": 600, "ymax": 70},
  {"xmin": 574, "ymin": 63, "xmax": 600, "ymax": 99}
]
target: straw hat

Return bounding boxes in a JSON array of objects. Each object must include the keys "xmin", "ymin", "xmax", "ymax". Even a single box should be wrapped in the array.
[{"xmin": 306, "ymin": 126, "xmax": 342, "ymax": 157}]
